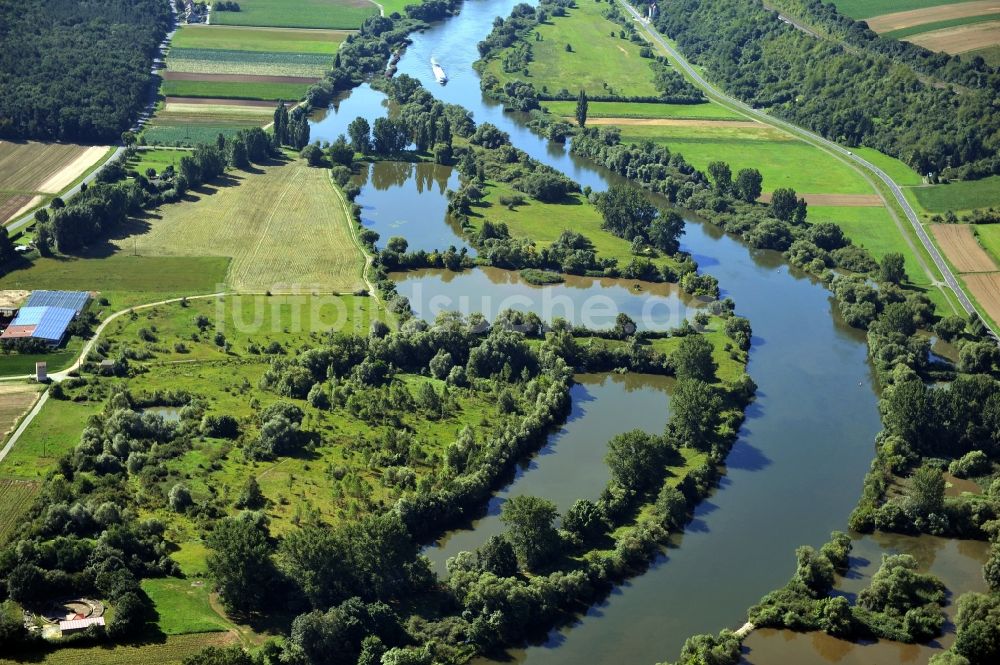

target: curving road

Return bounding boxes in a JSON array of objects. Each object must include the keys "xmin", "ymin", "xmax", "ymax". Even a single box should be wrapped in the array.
[{"xmin": 618, "ymin": 0, "xmax": 998, "ymax": 339}]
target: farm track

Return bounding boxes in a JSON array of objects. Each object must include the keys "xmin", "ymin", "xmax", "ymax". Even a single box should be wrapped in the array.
[{"xmin": 620, "ymin": 0, "xmax": 999, "ymax": 339}]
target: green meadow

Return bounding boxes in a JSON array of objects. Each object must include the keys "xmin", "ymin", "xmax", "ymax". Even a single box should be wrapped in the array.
[
  {"xmin": 974, "ymin": 224, "xmax": 1000, "ymax": 263},
  {"xmin": 161, "ymin": 80, "xmax": 312, "ymax": 101},
  {"xmin": 170, "ymin": 25, "xmax": 346, "ymax": 54},
  {"xmin": 141, "ymin": 579, "xmax": 231, "ymax": 635},
  {"xmin": 544, "ymin": 100, "xmax": 744, "ymax": 120},
  {"xmin": 829, "ymin": 0, "xmax": 970, "ymax": 19},
  {"xmin": 127, "ymin": 149, "xmax": 192, "ymax": 178},
  {"xmin": 912, "ymin": 175, "xmax": 1000, "ymax": 213},
  {"xmin": 211, "ymin": 0, "xmax": 378, "ymax": 30}
]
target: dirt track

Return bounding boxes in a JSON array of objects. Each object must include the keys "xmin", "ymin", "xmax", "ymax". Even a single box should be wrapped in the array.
[
  {"xmin": 163, "ymin": 72, "xmax": 318, "ymax": 84},
  {"xmin": 583, "ymin": 117, "xmax": 760, "ymax": 128},
  {"xmin": 757, "ymin": 192, "xmax": 883, "ymax": 206},
  {"xmin": 866, "ymin": 1, "xmax": 1000, "ymax": 32},
  {"xmin": 932, "ymin": 224, "xmax": 998, "ymax": 272},
  {"xmin": 908, "ymin": 21, "xmax": 1000, "ymax": 53},
  {"xmin": 962, "ymin": 272, "xmax": 1000, "ymax": 325}
]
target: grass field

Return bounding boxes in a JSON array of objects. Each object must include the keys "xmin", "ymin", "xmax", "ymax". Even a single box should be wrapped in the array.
[
  {"xmin": 0, "ymin": 341, "xmax": 82, "ymax": 377},
  {"xmin": 616, "ymin": 124, "xmax": 872, "ymax": 194},
  {"xmin": 974, "ymin": 224, "xmax": 1000, "ymax": 263},
  {"xmin": 830, "ymin": 0, "xmax": 971, "ymax": 20},
  {"xmin": 0, "ymin": 398, "xmax": 96, "ymax": 480},
  {"xmin": 467, "ymin": 180, "xmax": 682, "ymax": 274},
  {"xmin": 544, "ymin": 100, "xmax": 744, "ymax": 120},
  {"xmin": 143, "ymin": 120, "xmax": 263, "ymax": 146},
  {"xmin": 170, "ymin": 25, "xmax": 346, "ymax": 53},
  {"xmin": 967, "ymin": 43, "xmax": 1000, "ymax": 63},
  {"xmin": 0, "ymin": 479, "xmax": 39, "ymax": 545},
  {"xmin": 161, "ymin": 80, "xmax": 311, "ymax": 101},
  {"xmin": 167, "ymin": 48, "xmax": 334, "ymax": 77},
  {"xmin": 485, "ymin": 1, "xmax": 663, "ymax": 98},
  {"xmin": 114, "ymin": 158, "xmax": 364, "ymax": 292},
  {"xmin": 854, "ymin": 147, "xmax": 924, "ymax": 186},
  {"xmin": 0, "ymin": 632, "xmax": 239, "ymax": 665},
  {"xmin": 810, "ymin": 205, "xmax": 932, "ymax": 285},
  {"xmin": 911, "ymin": 175, "xmax": 1000, "ymax": 212},
  {"xmin": 127, "ymin": 149, "xmax": 192, "ymax": 179},
  {"xmin": 141, "ymin": 579, "xmax": 230, "ymax": 635},
  {"xmin": 212, "ymin": 0, "xmax": 378, "ymax": 29}
]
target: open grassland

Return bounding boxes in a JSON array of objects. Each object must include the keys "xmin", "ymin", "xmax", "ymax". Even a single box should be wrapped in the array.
[
  {"xmin": 931, "ymin": 223, "xmax": 998, "ymax": 272},
  {"xmin": 212, "ymin": 0, "xmax": 377, "ymax": 29},
  {"xmin": 974, "ymin": 223, "xmax": 1000, "ymax": 262},
  {"xmin": 0, "ymin": 479, "xmax": 39, "ymax": 545},
  {"xmin": 907, "ymin": 19, "xmax": 1000, "ymax": 51},
  {"xmin": 161, "ymin": 80, "xmax": 311, "ymax": 101},
  {"xmin": 127, "ymin": 148, "xmax": 191, "ymax": 178},
  {"xmin": 0, "ymin": 398, "xmax": 96, "ymax": 480},
  {"xmin": 831, "ymin": 0, "xmax": 972, "ymax": 19},
  {"xmin": 867, "ymin": 0, "xmax": 1000, "ymax": 31},
  {"xmin": 170, "ymin": 24, "xmax": 346, "ymax": 53},
  {"xmin": 141, "ymin": 579, "xmax": 230, "ymax": 635},
  {"xmin": 544, "ymin": 100, "xmax": 743, "ymax": 120},
  {"xmin": 0, "ymin": 340, "xmax": 82, "ymax": 378},
  {"xmin": 0, "ymin": 632, "xmax": 239, "ymax": 665},
  {"xmin": 167, "ymin": 48, "xmax": 334, "ymax": 77},
  {"xmin": 0, "ymin": 384, "xmax": 43, "ymax": 442},
  {"xmin": 967, "ymin": 43, "xmax": 1000, "ymax": 62},
  {"xmin": 468, "ymin": 180, "xmax": 684, "ymax": 274},
  {"xmin": 810, "ymin": 205, "xmax": 932, "ymax": 285},
  {"xmin": 911, "ymin": 175, "xmax": 1000, "ymax": 212},
  {"xmin": 485, "ymin": 1, "xmax": 662, "ymax": 98},
  {"xmin": 115, "ymin": 159, "xmax": 364, "ymax": 293},
  {"xmin": 854, "ymin": 147, "xmax": 925, "ymax": 186},
  {"xmin": 617, "ymin": 124, "xmax": 872, "ymax": 194},
  {"xmin": 143, "ymin": 112, "xmax": 266, "ymax": 146},
  {"xmin": 0, "ymin": 142, "xmax": 108, "ymax": 194}
]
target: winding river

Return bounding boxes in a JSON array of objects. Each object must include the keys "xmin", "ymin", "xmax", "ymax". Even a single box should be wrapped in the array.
[{"xmin": 304, "ymin": 2, "xmax": 947, "ymax": 663}]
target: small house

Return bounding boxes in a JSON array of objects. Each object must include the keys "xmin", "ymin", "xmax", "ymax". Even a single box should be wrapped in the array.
[{"xmin": 58, "ymin": 616, "xmax": 105, "ymax": 634}]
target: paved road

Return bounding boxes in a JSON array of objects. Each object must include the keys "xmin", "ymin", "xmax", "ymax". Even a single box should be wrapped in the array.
[{"xmin": 619, "ymin": 1, "xmax": 997, "ymax": 338}]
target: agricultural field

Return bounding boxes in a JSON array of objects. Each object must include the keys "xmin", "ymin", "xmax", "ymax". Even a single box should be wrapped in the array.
[
  {"xmin": 615, "ymin": 123, "xmax": 873, "ymax": 194},
  {"xmin": 143, "ymin": 106, "xmax": 273, "ymax": 146},
  {"xmin": 830, "ymin": 0, "xmax": 973, "ymax": 19},
  {"xmin": 0, "ymin": 142, "xmax": 111, "ymax": 223},
  {"xmin": 211, "ymin": 0, "xmax": 378, "ymax": 30},
  {"xmin": 484, "ymin": 1, "xmax": 663, "ymax": 98},
  {"xmin": 907, "ymin": 20, "xmax": 1000, "ymax": 53},
  {"xmin": 911, "ymin": 175, "xmax": 1000, "ymax": 212},
  {"xmin": 114, "ymin": 158, "xmax": 364, "ymax": 293},
  {"xmin": 0, "ymin": 632, "xmax": 239, "ymax": 665},
  {"xmin": 0, "ymin": 383, "xmax": 43, "ymax": 442},
  {"xmin": 545, "ymin": 100, "xmax": 744, "ymax": 120},
  {"xmin": 930, "ymin": 223, "xmax": 997, "ymax": 272},
  {"xmin": 0, "ymin": 479, "xmax": 39, "ymax": 545},
  {"xmin": 959, "ymin": 272, "xmax": 1000, "ymax": 326},
  {"xmin": 161, "ymin": 79, "xmax": 312, "ymax": 101},
  {"xmin": 166, "ymin": 48, "xmax": 335, "ymax": 77},
  {"xmin": 974, "ymin": 223, "xmax": 1000, "ymax": 262},
  {"xmin": 170, "ymin": 25, "xmax": 347, "ymax": 54}
]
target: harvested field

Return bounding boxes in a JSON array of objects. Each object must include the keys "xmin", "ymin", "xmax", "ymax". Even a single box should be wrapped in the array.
[
  {"xmin": 0, "ymin": 141, "xmax": 106, "ymax": 194},
  {"xmin": 908, "ymin": 20, "xmax": 1000, "ymax": 52},
  {"xmin": 583, "ymin": 117, "xmax": 760, "ymax": 128},
  {"xmin": 116, "ymin": 158, "xmax": 364, "ymax": 292},
  {"xmin": 0, "ymin": 194, "xmax": 40, "ymax": 225},
  {"xmin": 0, "ymin": 383, "xmax": 43, "ymax": 443},
  {"xmin": 758, "ymin": 193, "xmax": 883, "ymax": 206},
  {"xmin": 164, "ymin": 96, "xmax": 279, "ymax": 107},
  {"xmin": 0, "ymin": 479, "xmax": 39, "ymax": 545},
  {"xmin": 932, "ymin": 224, "xmax": 998, "ymax": 272},
  {"xmin": 962, "ymin": 272, "xmax": 1000, "ymax": 325},
  {"xmin": 162, "ymin": 103, "xmax": 275, "ymax": 116},
  {"xmin": 163, "ymin": 71, "xmax": 318, "ymax": 84},
  {"xmin": 866, "ymin": 1, "xmax": 1000, "ymax": 32}
]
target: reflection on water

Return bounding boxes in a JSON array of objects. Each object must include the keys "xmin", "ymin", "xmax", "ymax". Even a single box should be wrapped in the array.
[
  {"xmin": 742, "ymin": 533, "xmax": 990, "ymax": 665},
  {"xmin": 354, "ymin": 161, "xmax": 469, "ymax": 253},
  {"xmin": 391, "ymin": 266, "xmax": 701, "ymax": 331},
  {"xmin": 309, "ymin": 83, "xmax": 390, "ymax": 143},
  {"xmin": 424, "ymin": 373, "xmax": 673, "ymax": 575}
]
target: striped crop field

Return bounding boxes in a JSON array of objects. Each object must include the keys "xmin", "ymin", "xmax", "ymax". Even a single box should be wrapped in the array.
[
  {"xmin": 170, "ymin": 25, "xmax": 347, "ymax": 53},
  {"xmin": 167, "ymin": 48, "xmax": 334, "ymax": 77}
]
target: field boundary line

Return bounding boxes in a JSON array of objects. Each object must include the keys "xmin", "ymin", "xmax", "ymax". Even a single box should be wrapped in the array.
[{"xmin": 328, "ymin": 169, "xmax": 379, "ymax": 304}]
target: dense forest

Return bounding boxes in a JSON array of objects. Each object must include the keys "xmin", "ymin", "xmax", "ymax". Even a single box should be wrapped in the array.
[
  {"xmin": 633, "ymin": 0, "xmax": 1000, "ymax": 179},
  {"xmin": 0, "ymin": 0, "xmax": 172, "ymax": 142}
]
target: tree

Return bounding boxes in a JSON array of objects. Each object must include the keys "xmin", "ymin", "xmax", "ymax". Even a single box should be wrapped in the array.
[
  {"xmin": 229, "ymin": 138, "xmax": 249, "ymax": 170},
  {"xmin": 329, "ymin": 134, "xmax": 354, "ymax": 166},
  {"xmin": 373, "ymin": 117, "xmax": 408, "ymax": 155},
  {"xmin": 707, "ymin": 161, "xmax": 732, "ymax": 193},
  {"xmin": 655, "ymin": 484, "xmax": 688, "ymax": 530},
  {"xmin": 207, "ymin": 512, "xmax": 277, "ymax": 617},
  {"xmin": 476, "ymin": 534, "xmax": 518, "ymax": 577},
  {"xmin": 595, "ymin": 184, "xmax": 658, "ymax": 241},
  {"xmin": 909, "ymin": 463, "xmax": 945, "ymax": 518},
  {"xmin": 606, "ymin": 430, "xmax": 669, "ymax": 494},
  {"xmin": 563, "ymin": 499, "xmax": 607, "ymax": 543},
  {"xmin": 169, "ymin": 483, "xmax": 193, "ymax": 512},
  {"xmin": 181, "ymin": 645, "xmax": 254, "ymax": 665},
  {"xmin": 795, "ymin": 545, "xmax": 835, "ymax": 596},
  {"xmin": 879, "ymin": 252, "xmax": 907, "ymax": 284},
  {"xmin": 500, "ymin": 495, "xmax": 560, "ymax": 570},
  {"xmin": 770, "ymin": 187, "xmax": 800, "ymax": 222},
  {"xmin": 648, "ymin": 210, "xmax": 685, "ymax": 254},
  {"xmin": 273, "ymin": 102, "xmax": 289, "ymax": 145},
  {"xmin": 575, "ymin": 89, "xmax": 588, "ymax": 128},
  {"xmin": 235, "ymin": 476, "xmax": 265, "ymax": 510},
  {"xmin": 984, "ymin": 544, "xmax": 1000, "ymax": 592},
  {"xmin": 672, "ymin": 334, "xmax": 716, "ymax": 382},
  {"xmin": 667, "ymin": 379, "xmax": 722, "ymax": 450},
  {"xmin": 301, "ymin": 143, "xmax": 324, "ymax": 167},
  {"xmin": 953, "ymin": 592, "xmax": 1000, "ymax": 663},
  {"xmin": 348, "ymin": 117, "xmax": 372, "ymax": 154},
  {"xmin": 734, "ymin": 168, "xmax": 763, "ymax": 202}
]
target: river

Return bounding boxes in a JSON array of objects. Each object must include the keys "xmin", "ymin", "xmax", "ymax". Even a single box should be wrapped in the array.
[{"xmin": 309, "ymin": 2, "xmax": 888, "ymax": 662}]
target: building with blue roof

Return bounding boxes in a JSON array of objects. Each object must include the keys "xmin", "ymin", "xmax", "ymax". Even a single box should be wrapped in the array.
[{"xmin": 0, "ymin": 291, "xmax": 90, "ymax": 346}]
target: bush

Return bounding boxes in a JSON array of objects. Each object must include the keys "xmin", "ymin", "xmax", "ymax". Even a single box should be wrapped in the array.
[{"xmin": 948, "ymin": 451, "xmax": 990, "ymax": 479}]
